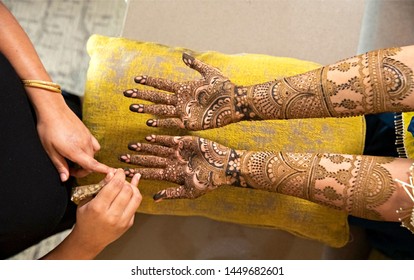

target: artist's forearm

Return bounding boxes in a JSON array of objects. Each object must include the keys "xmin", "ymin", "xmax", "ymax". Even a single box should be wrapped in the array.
[
  {"xmin": 237, "ymin": 45, "xmax": 414, "ymax": 119},
  {"xmin": 40, "ymin": 229, "xmax": 104, "ymax": 260},
  {"xmin": 0, "ymin": 3, "xmax": 50, "ymax": 80},
  {"xmin": 0, "ymin": 3, "xmax": 66, "ymax": 117},
  {"xmin": 234, "ymin": 151, "xmax": 413, "ymax": 222}
]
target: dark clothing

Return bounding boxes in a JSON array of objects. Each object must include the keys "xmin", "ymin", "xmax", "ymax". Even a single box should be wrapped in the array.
[
  {"xmin": 0, "ymin": 52, "xmax": 76, "ymax": 259},
  {"xmin": 348, "ymin": 215, "xmax": 414, "ymax": 259},
  {"xmin": 354, "ymin": 113, "xmax": 414, "ymax": 259},
  {"xmin": 363, "ymin": 113, "xmax": 399, "ymax": 158}
]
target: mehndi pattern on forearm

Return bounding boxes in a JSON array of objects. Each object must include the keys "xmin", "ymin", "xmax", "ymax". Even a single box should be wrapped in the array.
[
  {"xmin": 239, "ymin": 151, "xmax": 396, "ymax": 220},
  {"xmin": 248, "ymin": 69, "xmax": 335, "ymax": 119},
  {"xmin": 351, "ymin": 156, "xmax": 396, "ymax": 220},
  {"xmin": 242, "ymin": 47, "xmax": 413, "ymax": 119}
]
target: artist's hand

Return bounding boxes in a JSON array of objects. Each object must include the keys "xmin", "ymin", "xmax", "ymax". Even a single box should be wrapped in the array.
[
  {"xmin": 71, "ymin": 169, "xmax": 142, "ymax": 257},
  {"xmin": 119, "ymin": 135, "xmax": 241, "ymax": 201},
  {"xmin": 34, "ymin": 92, "xmax": 111, "ymax": 181},
  {"xmin": 123, "ymin": 53, "xmax": 246, "ymax": 131}
]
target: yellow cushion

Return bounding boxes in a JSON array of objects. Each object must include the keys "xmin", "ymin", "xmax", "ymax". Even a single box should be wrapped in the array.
[
  {"xmin": 401, "ymin": 112, "xmax": 414, "ymax": 158},
  {"xmin": 79, "ymin": 34, "xmax": 366, "ymax": 247}
]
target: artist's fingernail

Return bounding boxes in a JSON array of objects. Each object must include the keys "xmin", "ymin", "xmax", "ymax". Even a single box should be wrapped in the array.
[
  {"xmin": 106, "ymin": 170, "xmax": 115, "ymax": 180},
  {"xmin": 60, "ymin": 173, "xmax": 68, "ymax": 182}
]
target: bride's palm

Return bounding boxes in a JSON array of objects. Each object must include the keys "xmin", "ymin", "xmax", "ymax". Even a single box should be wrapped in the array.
[{"xmin": 123, "ymin": 53, "xmax": 240, "ymax": 131}]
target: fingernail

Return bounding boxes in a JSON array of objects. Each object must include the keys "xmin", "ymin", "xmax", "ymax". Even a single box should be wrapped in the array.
[
  {"xmin": 146, "ymin": 119, "xmax": 157, "ymax": 127},
  {"xmin": 106, "ymin": 170, "xmax": 115, "ymax": 180},
  {"xmin": 182, "ymin": 53, "xmax": 194, "ymax": 66},
  {"xmin": 129, "ymin": 104, "xmax": 141, "ymax": 112},
  {"xmin": 134, "ymin": 76, "xmax": 147, "ymax": 84},
  {"xmin": 128, "ymin": 143, "xmax": 140, "ymax": 151},
  {"xmin": 153, "ymin": 190, "xmax": 165, "ymax": 201},
  {"xmin": 119, "ymin": 154, "xmax": 130, "ymax": 163},
  {"xmin": 123, "ymin": 89, "xmax": 136, "ymax": 97},
  {"xmin": 123, "ymin": 168, "xmax": 131, "ymax": 176},
  {"xmin": 60, "ymin": 173, "xmax": 68, "ymax": 182},
  {"xmin": 145, "ymin": 135, "xmax": 155, "ymax": 142}
]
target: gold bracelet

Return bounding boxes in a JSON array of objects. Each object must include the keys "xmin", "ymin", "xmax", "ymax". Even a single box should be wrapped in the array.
[{"xmin": 22, "ymin": 79, "xmax": 62, "ymax": 94}]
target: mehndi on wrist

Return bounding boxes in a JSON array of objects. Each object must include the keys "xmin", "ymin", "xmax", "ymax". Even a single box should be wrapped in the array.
[
  {"xmin": 225, "ymin": 149, "xmax": 248, "ymax": 187},
  {"xmin": 233, "ymin": 86, "xmax": 260, "ymax": 121},
  {"xmin": 22, "ymin": 79, "xmax": 62, "ymax": 94}
]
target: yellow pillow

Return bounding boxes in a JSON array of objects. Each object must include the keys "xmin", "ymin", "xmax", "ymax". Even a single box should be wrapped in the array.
[
  {"xmin": 79, "ymin": 34, "xmax": 366, "ymax": 247},
  {"xmin": 401, "ymin": 112, "xmax": 414, "ymax": 158}
]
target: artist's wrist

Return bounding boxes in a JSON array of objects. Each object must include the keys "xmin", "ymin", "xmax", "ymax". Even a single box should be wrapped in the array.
[{"xmin": 25, "ymin": 86, "xmax": 66, "ymax": 116}]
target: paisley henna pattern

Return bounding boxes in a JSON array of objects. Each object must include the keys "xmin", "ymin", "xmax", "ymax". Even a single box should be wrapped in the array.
[
  {"xmin": 243, "ymin": 47, "xmax": 414, "ymax": 119},
  {"xmin": 239, "ymin": 151, "xmax": 396, "ymax": 221},
  {"xmin": 119, "ymin": 135, "xmax": 238, "ymax": 200},
  {"xmin": 124, "ymin": 54, "xmax": 242, "ymax": 130},
  {"xmin": 120, "ymin": 135, "xmax": 397, "ymax": 220},
  {"xmin": 124, "ymin": 48, "xmax": 413, "ymax": 130},
  {"xmin": 351, "ymin": 156, "xmax": 396, "ymax": 220}
]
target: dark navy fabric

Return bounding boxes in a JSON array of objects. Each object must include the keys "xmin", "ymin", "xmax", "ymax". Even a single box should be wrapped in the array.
[{"xmin": 354, "ymin": 113, "xmax": 414, "ymax": 259}]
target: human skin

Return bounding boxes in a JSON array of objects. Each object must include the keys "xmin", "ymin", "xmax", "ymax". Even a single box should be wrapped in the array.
[
  {"xmin": 120, "ymin": 135, "xmax": 412, "ymax": 224},
  {"xmin": 124, "ymin": 47, "xmax": 414, "ymax": 130},
  {"xmin": 0, "ymin": 4, "xmax": 142, "ymax": 259},
  {"xmin": 0, "ymin": 2, "xmax": 110, "ymax": 181},
  {"xmin": 121, "ymin": 47, "xmax": 414, "ymax": 227},
  {"xmin": 41, "ymin": 170, "xmax": 142, "ymax": 260}
]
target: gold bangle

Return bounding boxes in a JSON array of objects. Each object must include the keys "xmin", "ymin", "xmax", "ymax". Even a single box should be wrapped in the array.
[{"xmin": 22, "ymin": 79, "xmax": 62, "ymax": 94}]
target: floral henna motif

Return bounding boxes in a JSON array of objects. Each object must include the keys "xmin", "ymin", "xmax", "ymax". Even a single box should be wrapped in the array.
[
  {"xmin": 119, "ymin": 135, "xmax": 398, "ymax": 220},
  {"xmin": 350, "ymin": 156, "xmax": 396, "ymax": 220},
  {"xmin": 239, "ymin": 151, "xmax": 396, "ymax": 221},
  {"xmin": 119, "ymin": 135, "xmax": 239, "ymax": 200},
  {"xmin": 124, "ymin": 48, "xmax": 413, "ymax": 128},
  {"xmin": 123, "ymin": 54, "xmax": 247, "ymax": 130},
  {"xmin": 245, "ymin": 47, "xmax": 414, "ymax": 119}
]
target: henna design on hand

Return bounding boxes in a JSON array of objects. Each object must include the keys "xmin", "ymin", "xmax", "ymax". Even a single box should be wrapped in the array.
[
  {"xmin": 123, "ymin": 54, "xmax": 252, "ymax": 130},
  {"xmin": 119, "ymin": 135, "xmax": 242, "ymax": 201},
  {"xmin": 120, "ymin": 135, "xmax": 399, "ymax": 221},
  {"xmin": 124, "ymin": 47, "xmax": 414, "ymax": 129}
]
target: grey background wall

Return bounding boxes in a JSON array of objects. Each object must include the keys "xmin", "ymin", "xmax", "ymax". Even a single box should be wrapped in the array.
[{"xmin": 122, "ymin": 0, "xmax": 365, "ymax": 65}]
